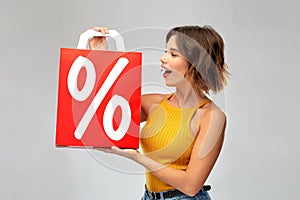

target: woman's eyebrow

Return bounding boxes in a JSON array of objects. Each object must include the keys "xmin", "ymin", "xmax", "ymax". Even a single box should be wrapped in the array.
[{"xmin": 166, "ymin": 47, "xmax": 180, "ymax": 52}]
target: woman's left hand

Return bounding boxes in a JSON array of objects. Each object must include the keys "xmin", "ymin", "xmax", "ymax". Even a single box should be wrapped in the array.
[
  {"xmin": 88, "ymin": 26, "xmax": 109, "ymax": 50},
  {"xmin": 94, "ymin": 146, "xmax": 140, "ymax": 160}
]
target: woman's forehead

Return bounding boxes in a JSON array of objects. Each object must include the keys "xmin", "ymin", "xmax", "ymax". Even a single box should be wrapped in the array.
[{"xmin": 166, "ymin": 35, "xmax": 178, "ymax": 49}]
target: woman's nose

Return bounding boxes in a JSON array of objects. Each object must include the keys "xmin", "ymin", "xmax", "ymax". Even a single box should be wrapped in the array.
[{"xmin": 160, "ymin": 53, "xmax": 167, "ymax": 63}]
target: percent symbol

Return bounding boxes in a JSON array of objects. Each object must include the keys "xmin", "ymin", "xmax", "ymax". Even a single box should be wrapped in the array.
[{"xmin": 67, "ymin": 55, "xmax": 132, "ymax": 141}]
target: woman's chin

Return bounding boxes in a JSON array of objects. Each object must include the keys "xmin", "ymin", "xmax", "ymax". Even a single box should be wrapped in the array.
[{"xmin": 164, "ymin": 81, "xmax": 175, "ymax": 87}]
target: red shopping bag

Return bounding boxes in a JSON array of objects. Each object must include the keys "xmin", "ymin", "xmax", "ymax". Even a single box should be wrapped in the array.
[{"xmin": 55, "ymin": 30, "xmax": 142, "ymax": 148}]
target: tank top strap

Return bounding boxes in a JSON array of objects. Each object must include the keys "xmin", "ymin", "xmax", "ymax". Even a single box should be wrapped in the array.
[
  {"xmin": 163, "ymin": 93, "xmax": 211, "ymax": 109},
  {"xmin": 197, "ymin": 98, "xmax": 211, "ymax": 108},
  {"xmin": 184, "ymin": 98, "xmax": 211, "ymax": 120},
  {"xmin": 164, "ymin": 93, "xmax": 174, "ymax": 101}
]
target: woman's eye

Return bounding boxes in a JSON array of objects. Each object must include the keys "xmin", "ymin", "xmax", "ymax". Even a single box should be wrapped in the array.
[{"xmin": 164, "ymin": 50, "xmax": 177, "ymax": 57}]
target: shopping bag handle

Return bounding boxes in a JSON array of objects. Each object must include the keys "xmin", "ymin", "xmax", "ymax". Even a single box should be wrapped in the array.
[{"xmin": 77, "ymin": 29, "xmax": 126, "ymax": 51}]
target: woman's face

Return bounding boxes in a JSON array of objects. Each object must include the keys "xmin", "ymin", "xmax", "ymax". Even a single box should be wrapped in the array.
[{"xmin": 160, "ymin": 35, "xmax": 190, "ymax": 87}]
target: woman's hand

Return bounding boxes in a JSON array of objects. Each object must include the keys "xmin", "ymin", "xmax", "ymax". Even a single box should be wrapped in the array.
[
  {"xmin": 88, "ymin": 27, "xmax": 109, "ymax": 50},
  {"xmin": 94, "ymin": 146, "xmax": 140, "ymax": 160}
]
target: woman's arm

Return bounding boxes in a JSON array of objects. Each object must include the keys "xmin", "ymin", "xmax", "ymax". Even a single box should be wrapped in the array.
[
  {"xmin": 100, "ymin": 105, "xmax": 226, "ymax": 196},
  {"xmin": 140, "ymin": 94, "xmax": 166, "ymax": 122},
  {"xmin": 146, "ymin": 108, "xmax": 226, "ymax": 196},
  {"xmin": 87, "ymin": 26, "xmax": 164, "ymax": 122}
]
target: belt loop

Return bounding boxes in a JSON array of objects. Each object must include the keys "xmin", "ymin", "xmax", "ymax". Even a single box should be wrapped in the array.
[
  {"xmin": 153, "ymin": 192, "xmax": 157, "ymax": 200},
  {"xmin": 203, "ymin": 185, "xmax": 211, "ymax": 191}
]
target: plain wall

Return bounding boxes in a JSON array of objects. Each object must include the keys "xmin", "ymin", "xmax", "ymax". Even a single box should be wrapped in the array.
[{"xmin": 0, "ymin": 0, "xmax": 299, "ymax": 199}]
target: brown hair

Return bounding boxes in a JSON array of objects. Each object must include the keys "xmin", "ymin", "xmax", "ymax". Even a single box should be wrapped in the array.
[{"xmin": 166, "ymin": 25, "xmax": 230, "ymax": 94}]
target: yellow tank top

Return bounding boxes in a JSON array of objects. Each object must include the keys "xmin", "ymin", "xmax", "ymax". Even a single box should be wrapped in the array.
[{"xmin": 140, "ymin": 93, "xmax": 211, "ymax": 192}]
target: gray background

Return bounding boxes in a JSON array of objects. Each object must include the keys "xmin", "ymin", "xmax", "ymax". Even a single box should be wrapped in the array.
[{"xmin": 1, "ymin": 0, "xmax": 299, "ymax": 199}]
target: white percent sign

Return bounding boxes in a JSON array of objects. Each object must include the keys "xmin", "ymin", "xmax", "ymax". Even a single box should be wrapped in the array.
[{"xmin": 67, "ymin": 55, "xmax": 131, "ymax": 141}]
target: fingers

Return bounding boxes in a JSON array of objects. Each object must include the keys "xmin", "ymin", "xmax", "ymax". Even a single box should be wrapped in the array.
[
  {"xmin": 92, "ymin": 26, "xmax": 109, "ymax": 34},
  {"xmin": 111, "ymin": 146, "xmax": 120, "ymax": 151},
  {"xmin": 93, "ymin": 146, "xmax": 121, "ymax": 154},
  {"xmin": 93, "ymin": 147, "xmax": 113, "ymax": 153},
  {"xmin": 88, "ymin": 26, "xmax": 109, "ymax": 50}
]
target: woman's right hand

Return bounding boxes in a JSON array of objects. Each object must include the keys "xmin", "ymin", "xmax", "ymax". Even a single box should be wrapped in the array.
[{"xmin": 88, "ymin": 27, "xmax": 109, "ymax": 50}]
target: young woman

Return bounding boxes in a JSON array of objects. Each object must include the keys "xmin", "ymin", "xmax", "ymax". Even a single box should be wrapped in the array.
[{"xmin": 90, "ymin": 25, "xmax": 230, "ymax": 200}]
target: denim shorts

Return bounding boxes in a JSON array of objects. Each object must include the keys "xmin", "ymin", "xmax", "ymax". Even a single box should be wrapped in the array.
[{"xmin": 141, "ymin": 186, "xmax": 211, "ymax": 200}]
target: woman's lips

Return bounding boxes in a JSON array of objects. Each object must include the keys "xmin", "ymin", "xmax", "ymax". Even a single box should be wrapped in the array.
[{"xmin": 161, "ymin": 68, "xmax": 172, "ymax": 78}]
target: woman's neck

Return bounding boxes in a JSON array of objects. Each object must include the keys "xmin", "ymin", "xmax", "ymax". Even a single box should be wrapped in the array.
[{"xmin": 173, "ymin": 85, "xmax": 207, "ymax": 108}]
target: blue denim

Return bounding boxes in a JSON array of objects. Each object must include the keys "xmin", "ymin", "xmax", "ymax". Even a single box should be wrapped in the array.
[{"xmin": 141, "ymin": 187, "xmax": 211, "ymax": 200}]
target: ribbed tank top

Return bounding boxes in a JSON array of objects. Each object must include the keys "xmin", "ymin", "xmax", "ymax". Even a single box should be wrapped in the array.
[{"xmin": 140, "ymin": 93, "xmax": 211, "ymax": 192}]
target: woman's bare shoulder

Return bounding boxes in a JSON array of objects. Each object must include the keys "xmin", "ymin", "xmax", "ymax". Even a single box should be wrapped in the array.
[
  {"xmin": 201, "ymin": 101, "xmax": 227, "ymax": 125},
  {"xmin": 142, "ymin": 93, "xmax": 168, "ymax": 103},
  {"xmin": 142, "ymin": 93, "xmax": 169, "ymax": 108}
]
